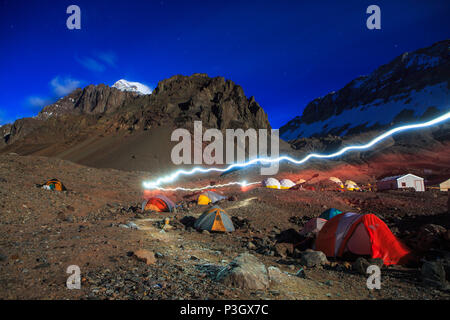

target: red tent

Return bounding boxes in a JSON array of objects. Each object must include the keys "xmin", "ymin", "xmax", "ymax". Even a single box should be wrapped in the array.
[{"xmin": 315, "ymin": 212, "xmax": 412, "ymax": 265}]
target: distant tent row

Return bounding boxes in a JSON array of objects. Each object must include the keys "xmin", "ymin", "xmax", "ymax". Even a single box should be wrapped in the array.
[
  {"xmin": 300, "ymin": 208, "xmax": 412, "ymax": 265},
  {"xmin": 142, "ymin": 190, "xmax": 228, "ymax": 212}
]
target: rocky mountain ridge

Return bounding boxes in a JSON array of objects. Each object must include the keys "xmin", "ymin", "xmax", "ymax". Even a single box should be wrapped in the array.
[
  {"xmin": 280, "ymin": 40, "xmax": 449, "ymax": 140},
  {"xmin": 0, "ymin": 74, "xmax": 271, "ymax": 149}
]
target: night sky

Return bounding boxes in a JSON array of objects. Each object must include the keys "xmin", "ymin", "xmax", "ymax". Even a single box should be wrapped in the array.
[{"xmin": 1, "ymin": 0, "xmax": 449, "ymax": 127}]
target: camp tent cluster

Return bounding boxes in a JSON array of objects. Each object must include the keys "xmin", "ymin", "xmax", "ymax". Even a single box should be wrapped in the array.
[
  {"xmin": 263, "ymin": 177, "xmax": 361, "ymax": 191},
  {"xmin": 142, "ymin": 193, "xmax": 235, "ymax": 233},
  {"xmin": 329, "ymin": 177, "xmax": 360, "ymax": 191},
  {"xmin": 300, "ymin": 208, "xmax": 412, "ymax": 265}
]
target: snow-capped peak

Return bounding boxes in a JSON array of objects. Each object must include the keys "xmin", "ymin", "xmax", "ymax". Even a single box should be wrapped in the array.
[{"xmin": 112, "ymin": 79, "xmax": 152, "ymax": 95}]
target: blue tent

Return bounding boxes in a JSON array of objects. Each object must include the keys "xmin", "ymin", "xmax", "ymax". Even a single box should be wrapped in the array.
[{"xmin": 319, "ymin": 208, "xmax": 343, "ymax": 220}]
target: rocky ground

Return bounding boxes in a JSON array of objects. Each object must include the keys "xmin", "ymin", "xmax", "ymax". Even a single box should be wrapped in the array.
[{"xmin": 0, "ymin": 153, "xmax": 449, "ymax": 300}]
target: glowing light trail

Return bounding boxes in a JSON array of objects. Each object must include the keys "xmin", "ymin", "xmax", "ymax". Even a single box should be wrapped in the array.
[
  {"xmin": 147, "ymin": 181, "xmax": 259, "ymax": 192},
  {"xmin": 143, "ymin": 111, "xmax": 450, "ymax": 191}
]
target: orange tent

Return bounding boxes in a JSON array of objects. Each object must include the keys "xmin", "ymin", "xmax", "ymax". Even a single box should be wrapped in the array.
[
  {"xmin": 315, "ymin": 212, "xmax": 412, "ymax": 265},
  {"xmin": 142, "ymin": 195, "xmax": 175, "ymax": 212},
  {"xmin": 44, "ymin": 179, "xmax": 66, "ymax": 191}
]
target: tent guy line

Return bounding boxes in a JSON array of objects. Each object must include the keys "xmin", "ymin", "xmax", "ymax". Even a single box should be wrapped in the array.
[{"xmin": 142, "ymin": 110, "xmax": 450, "ymax": 192}]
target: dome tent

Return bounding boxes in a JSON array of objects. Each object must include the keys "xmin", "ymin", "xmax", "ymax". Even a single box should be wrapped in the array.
[
  {"xmin": 142, "ymin": 195, "xmax": 175, "ymax": 212},
  {"xmin": 43, "ymin": 178, "xmax": 67, "ymax": 191},
  {"xmin": 315, "ymin": 212, "xmax": 412, "ymax": 265},
  {"xmin": 280, "ymin": 179, "xmax": 296, "ymax": 189},
  {"xmin": 262, "ymin": 177, "xmax": 280, "ymax": 189},
  {"xmin": 197, "ymin": 190, "xmax": 227, "ymax": 205},
  {"xmin": 194, "ymin": 206, "xmax": 235, "ymax": 232},
  {"xmin": 329, "ymin": 177, "xmax": 344, "ymax": 188},
  {"xmin": 345, "ymin": 180, "xmax": 360, "ymax": 191}
]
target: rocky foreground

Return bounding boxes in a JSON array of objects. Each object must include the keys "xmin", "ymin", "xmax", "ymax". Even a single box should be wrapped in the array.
[{"xmin": 0, "ymin": 153, "xmax": 449, "ymax": 300}]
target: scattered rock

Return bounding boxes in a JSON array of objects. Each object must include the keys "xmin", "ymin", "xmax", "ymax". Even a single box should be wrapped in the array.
[
  {"xmin": 127, "ymin": 222, "xmax": 139, "ymax": 230},
  {"xmin": 133, "ymin": 249, "xmax": 156, "ymax": 265},
  {"xmin": 273, "ymin": 243, "xmax": 294, "ymax": 258},
  {"xmin": 216, "ymin": 253, "xmax": 269, "ymax": 290},
  {"xmin": 416, "ymin": 224, "xmax": 447, "ymax": 251},
  {"xmin": 421, "ymin": 260, "xmax": 447, "ymax": 288},
  {"xmin": 267, "ymin": 266, "xmax": 287, "ymax": 284},
  {"xmin": 299, "ymin": 250, "xmax": 328, "ymax": 268},
  {"xmin": 65, "ymin": 215, "xmax": 75, "ymax": 223},
  {"xmin": 353, "ymin": 257, "xmax": 370, "ymax": 275}
]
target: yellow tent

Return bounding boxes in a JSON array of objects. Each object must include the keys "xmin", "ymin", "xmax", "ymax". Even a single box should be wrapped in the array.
[
  {"xmin": 345, "ymin": 180, "xmax": 360, "ymax": 191},
  {"xmin": 280, "ymin": 179, "xmax": 296, "ymax": 189},
  {"xmin": 197, "ymin": 191, "xmax": 227, "ymax": 205},
  {"xmin": 262, "ymin": 178, "xmax": 281, "ymax": 189}
]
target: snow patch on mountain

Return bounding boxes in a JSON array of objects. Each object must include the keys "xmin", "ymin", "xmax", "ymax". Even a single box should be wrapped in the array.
[
  {"xmin": 112, "ymin": 79, "xmax": 152, "ymax": 95},
  {"xmin": 281, "ymin": 82, "xmax": 449, "ymax": 140}
]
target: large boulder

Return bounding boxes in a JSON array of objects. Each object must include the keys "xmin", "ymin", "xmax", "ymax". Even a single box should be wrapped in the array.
[{"xmin": 216, "ymin": 253, "xmax": 269, "ymax": 290}]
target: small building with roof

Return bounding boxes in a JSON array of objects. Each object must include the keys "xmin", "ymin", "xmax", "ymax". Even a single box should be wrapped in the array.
[{"xmin": 377, "ymin": 174, "xmax": 425, "ymax": 192}]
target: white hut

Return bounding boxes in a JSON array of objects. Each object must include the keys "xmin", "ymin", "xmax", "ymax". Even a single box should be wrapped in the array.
[{"xmin": 377, "ymin": 174, "xmax": 425, "ymax": 192}]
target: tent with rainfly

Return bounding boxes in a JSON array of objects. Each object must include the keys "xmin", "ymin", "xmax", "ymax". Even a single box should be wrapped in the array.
[
  {"xmin": 197, "ymin": 190, "xmax": 227, "ymax": 205},
  {"xmin": 194, "ymin": 206, "xmax": 235, "ymax": 232},
  {"xmin": 315, "ymin": 212, "xmax": 412, "ymax": 265},
  {"xmin": 142, "ymin": 195, "xmax": 175, "ymax": 212}
]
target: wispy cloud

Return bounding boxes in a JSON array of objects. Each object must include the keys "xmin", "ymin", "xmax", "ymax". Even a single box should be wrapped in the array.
[
  {"xmin": 50, "ymin": 76, "xmax": 81, "ymax": 96},
  {"xmin": 76, "ymin": 56, "xmax": 106, "ymax": 72},
  {"xmin": 97, "ymin": 51, "xmax": 117, "ymax": 67},
  {"xmin": 76, "ymin": 51, "xmax": 118, "ymax": 72},
  {"xmin": 27, "ymin": 96, "xmax": 52, "ymax": 109},
  {"xmin": 25, "ymin": 76, "xmax": 82, "ymax": 110}
]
